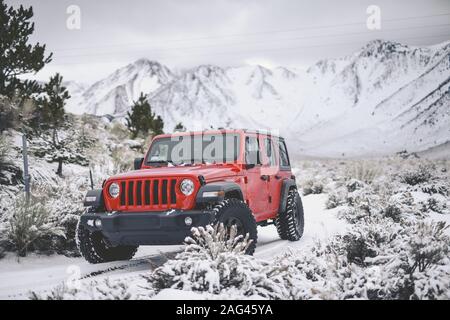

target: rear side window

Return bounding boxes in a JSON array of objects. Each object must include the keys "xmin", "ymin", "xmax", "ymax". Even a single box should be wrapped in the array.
[
  {"xmin": 264, "ymin": 137, "xmax": 277, "ymax": 166},
  {"xmin": 278, "ymin": 139, "xmax": 290, "ymax": 168},
  {"xmin": 245, "ymin": 136, "xmax": 261, "ymax": 165}
]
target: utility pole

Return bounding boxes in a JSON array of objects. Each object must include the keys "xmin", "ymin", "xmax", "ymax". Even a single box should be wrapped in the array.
[{"xmin": 22, "ymin": 134, "xmax": 31, "ymax": 205}]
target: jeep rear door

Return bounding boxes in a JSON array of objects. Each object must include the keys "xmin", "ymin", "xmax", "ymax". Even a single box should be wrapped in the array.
[
  {"xmin": 243, "ymin": 134, "xmax": 268, "ymax": 220},
  {"xmin": 261, "ymin": 136, "xmax": 281, "ymax": 218}
]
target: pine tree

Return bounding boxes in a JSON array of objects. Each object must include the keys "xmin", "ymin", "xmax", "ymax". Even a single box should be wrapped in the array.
[
  {"xmin": 39, "ymin": 74, "xmax": 70, "ymax": 135},
  {"xmin": 174, "ymin": 122, "xmax": 186, "ymax": 132},
  {"xmin": 38, "ymin": 73, "xmax": 71, "ymax": 176},
  {"xmin": 153, "ymin": 115, "xmax": 164, "ymax": 135},
  {"xmin": 125, "ymin": 93, "xmax": 164, "ymax": 138},
  {"xmin": 0, "ymin": 1, "xmax": 52, "ymax": 97}
]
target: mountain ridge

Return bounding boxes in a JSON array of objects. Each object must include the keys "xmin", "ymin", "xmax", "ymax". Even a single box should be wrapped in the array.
[{"xmin": 65, "ymin": 39, "xmax": 450, "ymax": 157}]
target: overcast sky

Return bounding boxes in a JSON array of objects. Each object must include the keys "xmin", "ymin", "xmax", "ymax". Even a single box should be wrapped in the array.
[{"xmin": 7, "ymin": 0, "xmax": 450, "ymax": 84}]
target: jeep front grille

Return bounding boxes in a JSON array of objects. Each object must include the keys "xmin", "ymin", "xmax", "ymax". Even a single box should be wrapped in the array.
[{"xmin": 118, "ymin": 178, "xmax": 178, "ymax": 210}]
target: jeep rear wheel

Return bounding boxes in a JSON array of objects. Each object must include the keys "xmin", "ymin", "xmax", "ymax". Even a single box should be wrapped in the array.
[
  {"xmin": 212, "ymin": 199, "xmax": 257, "ymax": 255},
  {"xmin": 275, "ymin": 189, "xmax": 304, "ymax": 241},
  {"xmin": 76, "ymin": 220, "xmax": 138, "ymax": 264}
]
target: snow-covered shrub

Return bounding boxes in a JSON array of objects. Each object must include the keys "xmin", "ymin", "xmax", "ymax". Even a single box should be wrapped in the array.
[
  {"xmin": 382, "ymin": 204, "xmax": 403, "ymax": 222},
  {"xmin": 326, "ymin": 217, "xmax": 449, "ymax": 299},
  {"xmin": 420, "ymin": 182, "xmax": 448, "ymax": 196},
  {"xmin": 7, "ymin": 195, "xmax": 65, "ymax": 256},
  {"xmin": 269, "ymin": 245, "xmax": 347, "ymax": 299},
  {"xmin": 411, "ymin": 267, "xmax": 450, "ymax": 300},
  {"xmin": 342, "ymin": 233, "xmax": 377, "ymax": 266},
  {"xmin": 363, "ymin": 262, "xmax": 415, "ymax": 300},
  {"xmin": 406, "ymin": 221, "xmax": 449, "ymax": 273},
  {"xmin": 149, "ymin": 224, "xmax": 287, "ymax": 299},
  {"xmin": 400, "ymin": 163, "xmax": 433, "ymax": 186},
  {"xmin": 326, "ymin": 189, "xmax": 347, "ymax": 209},
  {"xmin": 419, "ymin": 195, "xmax": 448, "ymax": 214},
  {"xmin": 31, "ymin": 180, "xmax": 87, "ymax": 256},
  {"xmin": 31, "ymin": 276, "xmax": 150, "ymax": 300},
  {"xmin": 0, "ymin": 176, "xmax": 86, "ymax": 257},
  {"xmin": 338, "ymin": 219, "xmax": 402, "ymax": 266},
  {"xmin": 301, "ymin": 178, "xmax": 324, "ymax": 195},
  {"xmin": 346, "ymin": 178, "xmax": 365, "ymax": 192},
  {"xmin": 337, "ymin": 206, "xmax": 368, "ymax": 224},
  {"xmin": 345, "ymin": 161, "xmax": 381, "ymax": 184},
  {"xmin": 345, "ymin": 187, "xmax": 384, "ymax": 218}
]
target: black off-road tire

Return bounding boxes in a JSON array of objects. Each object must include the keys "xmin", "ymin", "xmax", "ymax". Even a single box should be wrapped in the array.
[
  {"xmin": 212, "ymin": 199, "xmax": 258, "ymax": 255},
  {"xmin": 275, "ymin": 189, "xmax": 304, "ymax": 241},
  {"xmin": 76, "ymin": 220, "xmax": 138, "ymax": 264}
]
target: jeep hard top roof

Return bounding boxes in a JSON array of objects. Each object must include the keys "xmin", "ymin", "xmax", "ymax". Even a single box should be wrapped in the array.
[{"xmin": 154, "ymin": 129, "xmax": 285, "ymax": 140}]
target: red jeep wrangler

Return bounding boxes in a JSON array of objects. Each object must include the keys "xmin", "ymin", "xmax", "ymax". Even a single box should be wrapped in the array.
[{"xmin": 77, "ymin": 129, "xmax": 304, "ymax": 263}]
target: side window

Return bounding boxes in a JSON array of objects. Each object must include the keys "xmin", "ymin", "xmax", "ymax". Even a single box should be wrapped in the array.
[
  {"xmin": 264, "ymin": 138, "xmax": 276, "ymax": 166},
  {"xmin": 245, "ymin": 136, "xmax": 261, "ymax": 165},
  {"xmin": 278, "ymin": 139, "xmax": 290, "ymax": 168}
]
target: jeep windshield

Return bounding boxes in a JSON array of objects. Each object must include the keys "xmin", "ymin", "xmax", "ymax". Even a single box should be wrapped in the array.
[{"xmin": 146, "ymin": 133, "xmax": 240, "ymax": 166}]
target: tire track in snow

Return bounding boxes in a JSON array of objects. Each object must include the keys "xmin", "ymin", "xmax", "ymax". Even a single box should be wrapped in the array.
[{"xmin": 79, "ymin": 251, "xmax": 179, "ymax": 279}]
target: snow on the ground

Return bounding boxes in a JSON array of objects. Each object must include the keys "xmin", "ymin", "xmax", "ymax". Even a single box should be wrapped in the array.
[
  {"xmin": 255, "ymin": 194, "xmax": 347, "ymax": 260},
  {"xmin": 0, "ymin": 193, "xmax": 345, "ymax": 300},
  {"xmin": 152, "ymin": 288, "xmax": 206, "ymax": 300},
  {"xmin": 0, "ymin": 245, "xmax": 182, "ymax": 300}
]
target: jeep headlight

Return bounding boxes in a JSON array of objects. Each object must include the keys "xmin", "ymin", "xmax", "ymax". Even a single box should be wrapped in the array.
[
  {"xmin": 180, "ymin": 179, "xmax": 194, "ymax": 196},
  {"xmin": 108, "ymin": 182, "xmax": 120, "ymax": 198}
]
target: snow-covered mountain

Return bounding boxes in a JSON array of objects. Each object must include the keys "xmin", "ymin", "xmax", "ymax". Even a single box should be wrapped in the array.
[
  {"xmin": 66, "ymin": 40, "xmax": 450, "ymax": 157},
  {"xmin": 66, "ymin": 59, "xmax": 174, "ymax": 116}
]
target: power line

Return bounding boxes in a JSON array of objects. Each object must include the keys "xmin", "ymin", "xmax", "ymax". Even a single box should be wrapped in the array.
[
  {"xmin": 51, "ymin": 12, "xmax": 450, "ymax": 53},
  {"xmin": 53, "ymin": 23, "xmax": 450, "ymax": 60},
  {"xmin": 49, "ymin": 34, "xmax": 450, "ymax": 67}
]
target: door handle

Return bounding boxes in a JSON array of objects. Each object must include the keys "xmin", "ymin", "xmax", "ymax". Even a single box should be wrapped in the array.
[{"xmin": 260, "ymin": 175, "xmax": 269, "ymax": 181}]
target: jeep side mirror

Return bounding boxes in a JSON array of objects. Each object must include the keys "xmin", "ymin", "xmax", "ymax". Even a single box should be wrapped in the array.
[
  {"xmin": 244, "ymin": 163, "xmax": 256, "ymax": 170},
  {"xmin": 134, "ymin": 157, "xmax": 144, "ymax": 170}
]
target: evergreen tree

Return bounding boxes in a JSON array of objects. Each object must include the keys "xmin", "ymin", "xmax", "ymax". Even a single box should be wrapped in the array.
[
  {"xmin": 153, "ymin": 115, "xmax": 164, "ymax": 135},
  {"xmin": 174, "ymin": 122, "xmax": 186, "ymax": 132},
  {"xmin": 0, "ymin": 1, "xmax": 52, "ymax": 97},
  {"xmin": 125, "ymin": 93, "xmax": 164, "ymax": 138},
  {"xmin": 38, "ymin": 73, "xmax": 71, "ymax": 176},
  {"xmin": 39, "ymin": 73, "xmax": 70, "ymax": 136}
]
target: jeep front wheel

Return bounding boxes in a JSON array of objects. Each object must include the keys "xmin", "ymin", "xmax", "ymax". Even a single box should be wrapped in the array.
[
  {"xmin": 212, "ymin": 199, "xmax": 258, "ymax": 255},
  {"xmin": 76, "ymin": 220, "xmax": 138, "ymax": 264},
  {"xmin": 275, "ymin": 189, "xmax": 304, "ymax": 241}
]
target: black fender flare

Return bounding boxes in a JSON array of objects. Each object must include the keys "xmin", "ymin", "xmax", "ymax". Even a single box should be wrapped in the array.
[
  {"xmin": 83, "ymin": 189, "xmax": 105, "ymax": 212},
  {"xmin": 278, "ymin": 179, "xmax": 297, "ymax": 213},
  {"xmin": 196, "ymin": 181, "xmax": 244, "ymax": 204}
]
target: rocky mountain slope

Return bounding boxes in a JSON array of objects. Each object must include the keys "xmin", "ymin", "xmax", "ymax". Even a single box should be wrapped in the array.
[{"xmin": 66, "ymin": 40, "xmax": 450, "ymax": 157}]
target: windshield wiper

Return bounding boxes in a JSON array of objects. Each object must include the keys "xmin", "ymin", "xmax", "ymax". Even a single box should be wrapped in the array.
[{"xmin": 147, "ymin": 160, "xmax": 174, "ymax": 166}]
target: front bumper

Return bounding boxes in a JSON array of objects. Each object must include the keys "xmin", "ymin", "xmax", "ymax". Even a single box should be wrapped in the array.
[{"xmin": 80, "ymin": 209, "xmax": 214, "ymax": 246}]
